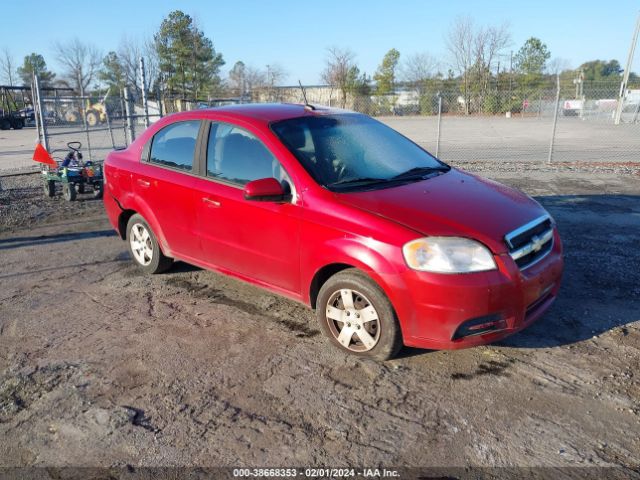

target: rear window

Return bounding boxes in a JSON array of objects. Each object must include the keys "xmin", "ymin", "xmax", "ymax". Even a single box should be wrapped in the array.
[{"xmin": 149, "ymin": 121, "xmax": 201, "ymax": 171}]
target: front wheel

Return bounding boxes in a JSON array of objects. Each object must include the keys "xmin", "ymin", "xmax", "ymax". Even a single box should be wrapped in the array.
[
  {"xmin": 126, "ymin": 214, "xmax": 173, "ymax": 274},
  {"xmin": 316, "ymin": 269, "xmax": 403, "ymax": 361},
  {"xmin": 62, "ymin": 183, "xmax": 76, "ymax": 201}
]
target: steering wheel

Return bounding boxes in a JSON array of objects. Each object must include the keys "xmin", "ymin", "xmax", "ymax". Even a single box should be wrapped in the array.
[{"xmin": 67, "ymin": 141, "xmax": 82, "ymax": 152}]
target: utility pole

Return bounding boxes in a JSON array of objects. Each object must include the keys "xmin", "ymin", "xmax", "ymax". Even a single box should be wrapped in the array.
[{"xmin": 614, "ymin": 12, "xmax": 640, "ymax": 125}]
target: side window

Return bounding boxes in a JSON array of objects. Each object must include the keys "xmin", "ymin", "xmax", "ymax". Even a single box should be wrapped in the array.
[
  {"xmin": 207, "ymin": 122, "xmax": 288, "ymax": 186},
  {"xmin": 149, "ymin": 120, "xmax": 201, "ymax": 171}
]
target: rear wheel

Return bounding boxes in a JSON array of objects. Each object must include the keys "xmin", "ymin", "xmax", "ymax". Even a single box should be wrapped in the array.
[
  {"xmin": 316, "ymin": 269, "xmax": 403, "ymax": 360},
  {"xmin": 44, "ymin": 180, "xmax": 55, "ymax": 198},
  {"xmin": 0, "ymin": 118, "xmax": 10, "ymax": 130},
  {"xmin": 62, "ymin": 183, "xmax": 76, "ymax": 201},
  {"xmin": 11, "ymin": 118, "xmax": 24, "ymax": 130},
  {"xmin": 126, "ymin": 214, "xmax": 173, "ymax": 274}
]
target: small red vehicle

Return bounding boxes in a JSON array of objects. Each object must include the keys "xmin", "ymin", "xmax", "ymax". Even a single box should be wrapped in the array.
[{"xmin": 103, "ymin": 104, "xmax": 563, "ymax": 360}]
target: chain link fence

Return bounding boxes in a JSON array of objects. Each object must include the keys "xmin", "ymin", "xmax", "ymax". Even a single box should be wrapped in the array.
[
  {"xmin": 299, "ymin": 83, "xmax": 640, "ymax": 164},
  {"xmin": 21, "ymin": 79, "xmax": 640, "ymax": 172}
]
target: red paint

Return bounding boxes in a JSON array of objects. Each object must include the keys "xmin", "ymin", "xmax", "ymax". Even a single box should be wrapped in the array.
[{"xmin": 104, "ymin": 104, "xmax": 563, "ymax": 350}]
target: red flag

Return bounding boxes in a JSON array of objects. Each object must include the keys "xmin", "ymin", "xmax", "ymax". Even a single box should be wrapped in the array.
[{"xmin": 33, "ymin": 143, "xmax": 57, "ymax": 166}]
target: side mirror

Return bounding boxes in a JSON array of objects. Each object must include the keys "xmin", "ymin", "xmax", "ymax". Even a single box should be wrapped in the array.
[{"xmin": 244, "ymin": 177, "xmax": 288, "ymax": 202}]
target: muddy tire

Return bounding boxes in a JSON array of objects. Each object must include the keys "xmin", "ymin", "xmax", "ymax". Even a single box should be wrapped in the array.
[
  {"xmin": 316, "ymin": 268, "xmax": 403, "ymax": 361},
  {"xmin": 63, "ymin": 183, "xmax": 76, "ymax": 201},
  {"xmin": 126, "ymin": 214, "xmax": 173, "ymax": 274},
  {"xmin": 44, "ymin": 180, "xmax": 56, "ymax": 198}
]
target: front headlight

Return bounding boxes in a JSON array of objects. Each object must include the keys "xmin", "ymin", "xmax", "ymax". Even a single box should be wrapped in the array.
[{"xmin": 402, "ymin": 237, "xmax": 496, "ymax": 273}]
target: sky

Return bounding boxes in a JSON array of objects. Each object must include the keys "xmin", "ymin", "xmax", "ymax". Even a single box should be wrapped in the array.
[{"xmin": 1, "ymin": 0, "xmax": 638, "ymax": 85}]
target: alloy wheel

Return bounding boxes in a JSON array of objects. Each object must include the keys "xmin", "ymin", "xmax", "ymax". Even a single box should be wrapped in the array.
[
  {"xmin": 130, "ymin": 223, "xmax": 153, "ymax": 266},
  {"xmin": 325, "ymin": 288, "xmax": 381, "ymax": 352}
]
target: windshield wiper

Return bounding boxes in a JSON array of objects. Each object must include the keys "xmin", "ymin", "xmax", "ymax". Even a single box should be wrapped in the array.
[
  {"xmin": 391, "ymin": 165, "xmax": 449, "ymax": 181},
  {"xmin": 329, "ymin": 177, "xmax": 388, "ymax": 188}
]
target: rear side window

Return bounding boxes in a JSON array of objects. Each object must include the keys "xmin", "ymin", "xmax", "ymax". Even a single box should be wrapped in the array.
[
  {"xmin": 206, "ymin": 122, "xmax": 284, "ymax": 186},
  {"xmin": 149, "ymin": 121, "xmax": 201, "ymax": 171}
]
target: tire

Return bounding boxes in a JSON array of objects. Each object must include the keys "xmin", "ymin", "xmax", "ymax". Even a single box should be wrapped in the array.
[
  {"xmin": 0, "ymin": 118, "xmax": 10, "ymax": 130},
  {"xmin": 86, "ymin": 110, "xmax": 99, "ymax": 127},
  {"xmin": 126, "ymin": 214, "xmax": 173, "ymax": 274},
  {"xmin": 316, "ymin": 268, "xmax": 403, "ymax": 361},
  {"xmin": 62, "ymin": 183, "xmax": 76, "ymax": 201},
  {"xmin": 64, "ymin": 110, "xmax": 79, "ymax": 123},
  {"xmin": 44, "ymin": 180, "xmax": 55, "ymax": 198},
  {"xmin": 11, "ymin": 118, "xmax": 24, "ymax": 130},
  {"xmin": 92, "ymin": 181, "xmax": 103, "ymax": 199}
]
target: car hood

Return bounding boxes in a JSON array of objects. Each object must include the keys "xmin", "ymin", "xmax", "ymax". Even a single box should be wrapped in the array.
[{"xmin": 335, "ymin": 168, "xmax": 547, "ymax": 253}]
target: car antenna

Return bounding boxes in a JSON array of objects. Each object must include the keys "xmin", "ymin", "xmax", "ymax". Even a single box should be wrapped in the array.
[{"xmin": 298, "ymin": 80, "xmax": 315, "ymax": 111}]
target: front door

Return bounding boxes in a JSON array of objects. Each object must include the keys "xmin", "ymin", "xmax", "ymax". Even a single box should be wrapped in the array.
[{"xmin": 194, "ymin": 121, "xmax": 301, "ymax": 294}]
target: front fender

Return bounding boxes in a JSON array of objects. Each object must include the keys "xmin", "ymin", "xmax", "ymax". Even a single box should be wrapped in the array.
[{"xmin": 302, "ymin": 235, "xmax": 408, "ymax": 314}]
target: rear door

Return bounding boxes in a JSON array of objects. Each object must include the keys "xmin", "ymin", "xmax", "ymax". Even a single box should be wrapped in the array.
[
  {"xmin": 194, "ymin": 121, "xmax": 301, "ymax": 294},
  {"xmin": 135, "ymin": 120, "xmax": 204, "ymax": 258}
]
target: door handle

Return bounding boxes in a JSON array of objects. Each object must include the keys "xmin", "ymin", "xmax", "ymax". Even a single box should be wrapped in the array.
[
  {"xmin": 202, "ymin": 197, "xmax": 221, "ymax": 207},
  {"xmin": 137, "ymin": 179, "xmax": 151, "ymax": 187}
]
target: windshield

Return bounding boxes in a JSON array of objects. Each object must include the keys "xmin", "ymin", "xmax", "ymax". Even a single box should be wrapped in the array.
[{"xmin": 271, "ymin": 114, "xmax": 448, "ymax": 191}]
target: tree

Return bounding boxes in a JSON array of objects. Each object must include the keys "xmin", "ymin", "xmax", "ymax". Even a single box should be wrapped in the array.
[
  {"xmin": 53, "ymin": 38, "xmax": 102, "ymax": 94},
  {"xmin": 547, "ymin": 57, "xmax": 571, "ymax": 76},
  {"xmin": 321, "ymin": 47, "xmax": 359, "ymax": 108},
  {"xmin": 472, "ymin": 23, "xmax": 511, "ymax": 103},
  {"xmin": 265, "ymin": 63, "xmax": 287, "ymax": 88},
  {"xmin": 0, "ymin": 48, "xmax": 16, "ymax": 86},
  {"xmin": 446, "ymin": 16, "xmax": 475, "ymax": 114},
  {"xmin": 373, "ymin": 48, "xmax": 400, "ymax": 95},
  {"xmin": 229, "ymin": 61, "xmax": 246, "ymax": 94},
  {"xmin": 514, "ymin": 37, "xmax": 550, "ymax": 87},
  {"xmin": 98, "ymin": 51, "xmax": 126, "ymax": 92},
  {"xmin": 401, "ymin": 52, "xmax": 438, "ymax": 92},
  {"xmin": 16, "ymin": 53, "xmax": 55, "ymax": 87},
  {"xmin": 154, "ymin": 10, "xmax": 225, "ymax": 99},
  {"xmin": 579, "ymin": 60, "xmax": 622, "ymax": 81}
]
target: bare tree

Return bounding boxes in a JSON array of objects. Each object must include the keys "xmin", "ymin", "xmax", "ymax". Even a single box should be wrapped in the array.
[
  {"xmin": 547, "ymin": 57, "xmax": 571, "ymax": 75},
  {"xmin": 265, "ymin": 63, "xmax": 287, "ymax": 87},
  {"xmin": 473, "ymin": 23, "xmax": 511, "ymax": 106},
  {"xmin": 244, "ymin": 65, "xmax": 266, "ymax": 92},
  {"xmin": 116, "ymin": 36, "xmax": 160, "ymax": 96},
  {"xmin": 321, "ymin": 47, "xmax": 357, "ymax": 108},
  {"xmin": 0, "ymin": 48, "xmax": 16, "ymax": 86},
  {"xmin": 401, "ymin": 52, "xmax": 439, "ymax": 93},
  {"xmin": 54, "ymin": 38, "xmax": 102, "ymax": 94},
  {"xmin": 446, "ymin": 16, "xmax": 474, "ymax": 114}
]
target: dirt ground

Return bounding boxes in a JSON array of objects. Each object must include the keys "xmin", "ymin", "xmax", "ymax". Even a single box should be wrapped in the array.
[{"xmin": 0, "ymin": 163, "xmax": 639, "ymax": 476}]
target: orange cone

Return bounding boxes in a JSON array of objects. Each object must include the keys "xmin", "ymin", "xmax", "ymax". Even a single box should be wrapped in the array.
[{"xmin": 33, "ymin": 143, "xmax": 57, "ymax": 166}]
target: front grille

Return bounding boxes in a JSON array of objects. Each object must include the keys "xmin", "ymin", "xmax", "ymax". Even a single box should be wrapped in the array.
[{"xmin": 505, "ymin": 215, "xmax": 554, "ymax": 270}]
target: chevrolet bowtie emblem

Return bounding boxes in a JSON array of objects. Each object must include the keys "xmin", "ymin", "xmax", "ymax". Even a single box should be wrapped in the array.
[{"xmin": 531, "ymin": 235, "xmax": 544, "ymax": 252}]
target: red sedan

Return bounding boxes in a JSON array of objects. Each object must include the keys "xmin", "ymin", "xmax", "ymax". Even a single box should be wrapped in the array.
[{"xmin": 103, "ymin": 103, "xmax": 563, "ymax": 360}]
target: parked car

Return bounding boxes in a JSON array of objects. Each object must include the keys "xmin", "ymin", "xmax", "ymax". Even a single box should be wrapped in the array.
[{"xmin": 103, "ymin": 104, "xmax": 563, "ymax": 360}]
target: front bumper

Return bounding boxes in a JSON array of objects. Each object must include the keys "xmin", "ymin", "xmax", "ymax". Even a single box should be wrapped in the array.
[{"xmin": 396, "ymin": 229, "xmax": 564, "ymax": 350}]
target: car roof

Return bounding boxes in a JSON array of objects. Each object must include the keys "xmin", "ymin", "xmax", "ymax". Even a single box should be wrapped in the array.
[{"xmin": 168, "ymin": 103, "xmax": 351, "ymax": 124}]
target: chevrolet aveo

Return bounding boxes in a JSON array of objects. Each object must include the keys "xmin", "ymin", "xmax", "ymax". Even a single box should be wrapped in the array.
[{"xmin": 103, "ymin": 103, "xmax": 563, "ymax": 360}]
